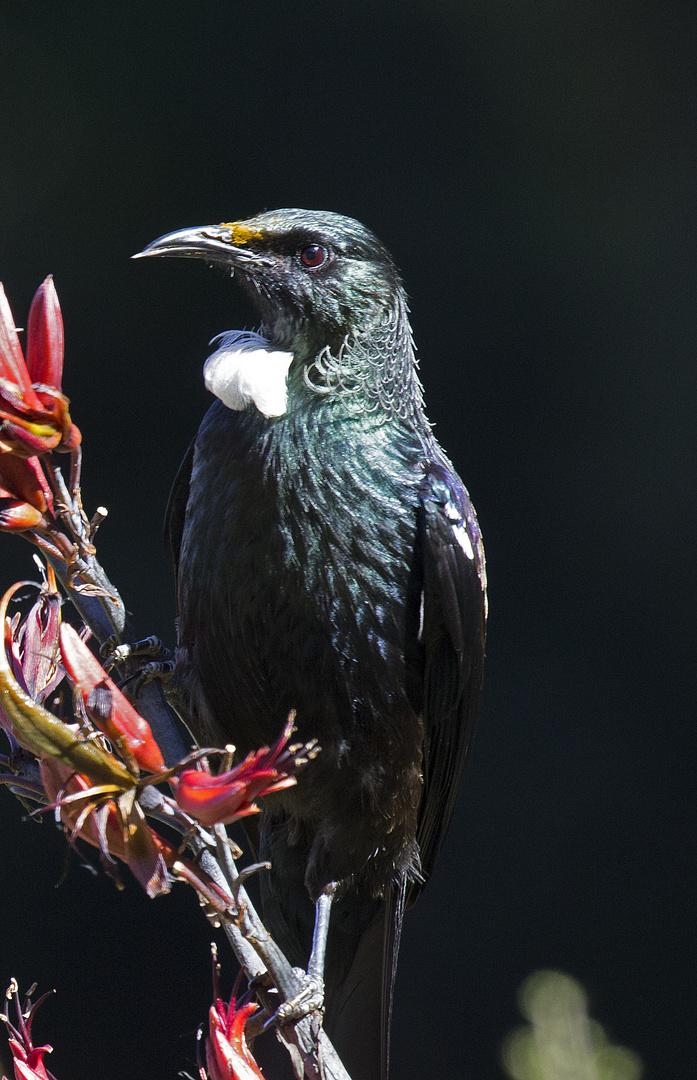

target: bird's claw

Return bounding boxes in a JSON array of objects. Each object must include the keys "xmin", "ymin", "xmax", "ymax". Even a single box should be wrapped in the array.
[
  {"xmin": 131, "ymin": 659, "xmax": 176, "ymax": 692},
  {"xmin": 100, "ymin": 635, "xmax": 174, "ymax": 690},
  {"xmin": 101, "ymin": 634, "xmax": 164, "ymax": 668},
  {"xmin": 270, "ymin": 969, "xmax": 324, "ymax": 1027}
]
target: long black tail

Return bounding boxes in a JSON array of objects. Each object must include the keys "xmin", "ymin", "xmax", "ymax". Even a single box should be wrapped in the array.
[
  {"xmin": 257, "ymin": 824, "xmax": 407, "ymax": 1080},
  {"xmin": 324, "ymin": 880, "xmax": 407, "ymax": 1080}
]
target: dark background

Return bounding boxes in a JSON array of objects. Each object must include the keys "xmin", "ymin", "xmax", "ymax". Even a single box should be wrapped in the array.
[{"xmin": 0, "ymin": 1, "xmax": 695, "ymax": 1076}]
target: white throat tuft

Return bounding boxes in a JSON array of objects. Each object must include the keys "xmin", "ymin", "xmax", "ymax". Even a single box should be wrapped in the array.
[{"xmin": 204, "ymin": 330, "xmax": 293, "ymax": 418}]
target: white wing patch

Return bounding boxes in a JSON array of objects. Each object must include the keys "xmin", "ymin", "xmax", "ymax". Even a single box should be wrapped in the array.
[
  {"xmin": 204, "ymin": 330, "xmax": 293, "ymax": 418},
  {"xmin": 452, "ymin": 523, "xmax": 475, "ymax": 560},
  {"xmin": 444, "ymin": 499, "xmax": 475, "ymax": 560}
]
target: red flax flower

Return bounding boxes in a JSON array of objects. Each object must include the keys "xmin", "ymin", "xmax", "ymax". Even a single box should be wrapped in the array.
[
  {"xmin": 1, "ymin": 980, "xmax": 57, "ymax": 1080},
  {"xmin": 174, "ymin": 714, "xmax": 319, "ymax": 827},
  {"xmin": 39, "ymin": 757, "xmax": 235, "ymax": 908},
  {"xmin": 0, "ymin": 579, "xmax": 233, "ymax": 907},
  {"xmin": 201, "ymin": 949, "xmax": 264, "ymax": 1080},
  {"xmin": 38, "ymin": 757, "xmax": 171, "ymax": 898},
  {"xmin": 0, "ymin": 278, "xmax": 79, "ymax": 538},
  {"xmin": 0, "ymin": 278, "xmax": 80, "ymax": 457},
  {"xmin": 59, "ymin": 622, "xmax": 166, "ymax": 775},
  {"xmin": 0, "ymin": 578, "xmax": 168, "ymax": 892}
]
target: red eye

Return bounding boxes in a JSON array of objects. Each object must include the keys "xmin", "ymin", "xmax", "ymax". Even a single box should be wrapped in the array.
[{"xmin": 300, "ymin": 244, "xmax": 327, "ymax": 268}]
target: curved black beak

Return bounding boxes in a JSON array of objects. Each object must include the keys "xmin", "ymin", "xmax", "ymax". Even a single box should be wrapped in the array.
[{"xmin": 132, "ymin": 225, "xmax": 258, "ymax": 265}]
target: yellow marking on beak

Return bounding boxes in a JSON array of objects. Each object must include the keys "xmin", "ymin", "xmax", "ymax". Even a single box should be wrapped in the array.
[{"xmin": 219, "ymin": 222, "xmax": 266, "ymax": 246}]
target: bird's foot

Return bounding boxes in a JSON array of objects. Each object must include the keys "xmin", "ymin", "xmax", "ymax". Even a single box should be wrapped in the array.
[
  {"xmin": 272, "ymin": 969, "xmax": 324, "ymax": 1027},
  {"xmin": 267, "ymin": 888, "xmax": 333, "ymax": 1026},
  {"xmin": 100, "ymin": 635, "xmax": 175, "ymax": 692}
]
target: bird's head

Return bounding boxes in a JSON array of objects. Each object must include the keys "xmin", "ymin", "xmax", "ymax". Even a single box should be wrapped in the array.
[{"xmin": 135, "ymin": 208, "xmax": 404, "ymax": 359}]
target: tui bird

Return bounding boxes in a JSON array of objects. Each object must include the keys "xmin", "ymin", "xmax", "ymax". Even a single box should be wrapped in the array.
[{"xmin": 136, "ymin": 209, "xmax": 487, "ymax": 1080}]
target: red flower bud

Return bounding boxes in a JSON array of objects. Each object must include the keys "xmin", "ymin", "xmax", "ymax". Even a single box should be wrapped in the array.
[
  {"xmin": 59, "ymin": 623, "xmax": 166, "ymax": 774},
  {"xmin": 0, "ymin": 285, "xmax": 42, "ymax": 409},
  {"xmin": 0, "ymin": 500, "xmax": 46, "ymax": 532},
  {"xmin": 0, "ymin": 454, "xmax": 53, "ymax": 513},
  {"xmin": 0, "ymin": 280, "xmax": 80, "ymax": 456},
  {"xmin": 25, "ymin": 276, "xmax": 64, "ymax": 395}
]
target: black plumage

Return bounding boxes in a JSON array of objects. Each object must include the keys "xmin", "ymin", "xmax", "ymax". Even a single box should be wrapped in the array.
[{"xmin": 137, "ymin": 209, "xmax": 487, "ymax": 1080}]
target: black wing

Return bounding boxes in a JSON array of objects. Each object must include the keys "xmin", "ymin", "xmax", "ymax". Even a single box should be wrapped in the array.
[{"xmin": 412, "ymin": 457, "xmax": 487, "ymax": 901}]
